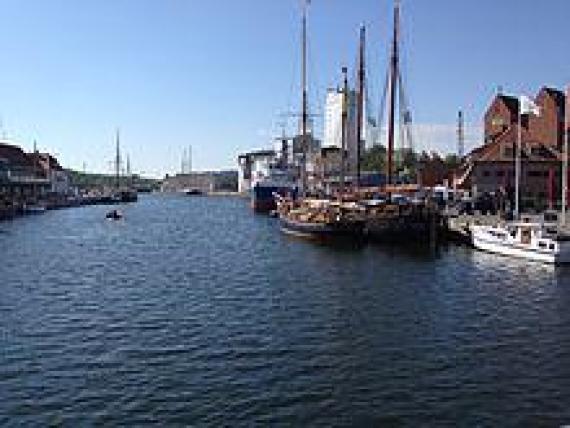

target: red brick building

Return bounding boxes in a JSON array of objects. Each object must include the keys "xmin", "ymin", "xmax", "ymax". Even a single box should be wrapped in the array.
[{"xmin": 455, "ymin": 86, "xmax": 568, "ymax": 210}]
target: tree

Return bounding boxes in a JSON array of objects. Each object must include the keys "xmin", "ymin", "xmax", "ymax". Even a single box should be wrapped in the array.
[
  {"xmin": 361, "ymin": 144, "xmax": 386, "ymax": 173},
  {"xmin": 443, "ymin": 154, "xmax": 461, "ymax": 170}
]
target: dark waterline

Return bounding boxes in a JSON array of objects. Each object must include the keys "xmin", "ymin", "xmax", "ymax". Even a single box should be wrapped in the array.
[{"xmin": 1, "ymin": 195, "xmax": 570, "ymax": 426}]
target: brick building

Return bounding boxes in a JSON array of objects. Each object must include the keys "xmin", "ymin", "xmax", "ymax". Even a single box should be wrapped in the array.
[
  {"xmin": 0, "ymin": 142, "xmax": 51, "ymax": 217},
  {"xmin": 454, "ymin": 86, "xmax": 568, "ymax": 210}
]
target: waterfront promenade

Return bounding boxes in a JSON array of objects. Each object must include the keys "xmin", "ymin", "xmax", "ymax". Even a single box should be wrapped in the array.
[{"xmin": 1, "ymin": 194, "xmax": 569, "ymax": 426}]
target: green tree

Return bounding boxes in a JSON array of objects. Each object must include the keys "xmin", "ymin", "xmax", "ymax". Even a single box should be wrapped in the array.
[
  {"xmin": 361, "ymin": 144, "xmax": 386, "ymax": 173},
  {"xmin": 443, "ymin": 154, "xmax": 461, "ymax": 170}
]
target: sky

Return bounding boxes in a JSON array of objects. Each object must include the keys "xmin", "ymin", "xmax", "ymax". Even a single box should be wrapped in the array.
[{"xmin": 0, "ymin": 0, "xmax": 568, "ymax": 177}]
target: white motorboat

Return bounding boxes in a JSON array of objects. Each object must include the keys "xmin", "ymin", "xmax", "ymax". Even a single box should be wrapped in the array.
[{"xmin": 471, "ymin": 220, "xmax": 570, "ymax": 264}]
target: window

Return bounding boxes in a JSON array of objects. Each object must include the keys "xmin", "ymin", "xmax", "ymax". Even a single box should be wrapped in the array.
[
  {"xmin": 491, "ymin": 117, "xmax": 505, "ymax": 127},
  {"xmin": 483, "ymin": 170, "xmax": 491, "ymax": 177},
  {"xmin": 538, "ymin": 242, "xmax": 547, "ymax": 249},
  {"xmin": 496, "ymin": 171, "xmax": 505, "ymax": 177}
]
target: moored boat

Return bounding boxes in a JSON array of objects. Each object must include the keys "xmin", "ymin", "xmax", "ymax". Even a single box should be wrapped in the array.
[
  {"xmin": 252, "ymin": 180, "xmax": 296, "ymax": 213},
  {"xmin": 118, "ymin": 189, "xmax": 138, "ymax": 203},
  {"xmin": 471, "ymin": 220, "xmax": 570, "ymax": 264},
  {"xmin": 23, "ymin": 203, "xmax": 47, "ymax": 215},
  {"xmin": 278, "ymin": 197, "xmax": 365, "ymax": 240},
  {"xmin": 279, "ymin": 213, "xmax": 365, "ymax": 240},
  {"xmin": 184, "ymin": 188, "xmax": 204, "ymax": 196}
]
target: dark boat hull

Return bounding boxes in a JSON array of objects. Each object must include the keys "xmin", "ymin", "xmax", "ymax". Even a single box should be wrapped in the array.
[
  {"xmin": 252, "ymin": 185, "xmax": 296, "ymax": 213},
  {"xmin": 119, "ymin": 190, "xmax": 138, "ymax": 203},
  {"xmin": 279, "ymin": 216, "xmax": 364, "ymax": 240}
]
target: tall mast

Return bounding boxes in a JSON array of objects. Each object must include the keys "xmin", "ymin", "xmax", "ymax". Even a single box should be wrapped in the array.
[
  {"xmin": 115, "ymin": 129, "xmax": 121, "ymax": 190},
  {"xmin": 457, "ymin": 110, "xmax": 465, "ymax": 158},
  {"xmin": 181, "ymin": 148, "xmax": 186, "ymax": 174},
  {"xmin": 515, "ymin": 102, "xmax": 522, "ymax": 218},
  {"xmin": 386, "ymin": 0, "xmax": 400, "ymax": 186},
  {"xmin": 126, "ymin": 154, "xmax": 132, "ymax": 188},
  {"xmin": 563, "ymin": 86, "xmax": 569, "ymax": 226},
  {"xmin": 356, "ymin": 25, "xmax": 366, "ymax": 189},
  {"xmin": 300, "ymin": 0, "xmax": 309, "ymax": 193},
  {"xmin": 341, "ymin": 66, "xmax": 348, "ymax": 197},
  {"xmin": 188, "ymin": 145, "xmax": 193, "ymax": 173}
]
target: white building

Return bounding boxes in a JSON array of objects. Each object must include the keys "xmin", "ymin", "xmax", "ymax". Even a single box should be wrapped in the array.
[
  {"xmin": 323, "ymin": 87, "xmax": 380, "ymax": 176},
  {"xmin": 323, "ymin": 88, "xmax": 359, "ymax": 175}
]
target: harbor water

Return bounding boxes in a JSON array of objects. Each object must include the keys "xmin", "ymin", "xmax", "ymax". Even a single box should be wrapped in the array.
[{"xmin": 1, "ymin": 195, "xmax": 570, "ymax": 426}]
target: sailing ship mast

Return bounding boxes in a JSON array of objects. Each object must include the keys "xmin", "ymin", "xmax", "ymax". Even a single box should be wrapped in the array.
[
  {"xmin": 562, "ymin": 85, "xmax": 570, "ymax": 226},
  {"xmin": 386, "ymin": 0, "xmax": 400, "ymax": 186},
  {"xmin": 126, "ymin": 154, "xmax": 132, "ymax": 188},
  {"xmin": 356, "ymin": 25, "xmax": 366, "ymax": 189},
  {"xmin": 340, "ymin": 66, "xmax": 349, "ymax": 196},
  {"xmin": 115, "ymin": 129, "xmax": 121, "ymax": 190},
  {"xmin": 300, "ymin": 0, "xmax": 309, "ymax": 193}
]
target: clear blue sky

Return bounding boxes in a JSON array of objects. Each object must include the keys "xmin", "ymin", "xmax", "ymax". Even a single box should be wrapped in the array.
[{"xmin": 0, "ymin": 0, "xmax": 567, "ymax": 176}]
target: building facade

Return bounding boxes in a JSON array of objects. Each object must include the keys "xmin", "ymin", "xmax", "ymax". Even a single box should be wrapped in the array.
[
  {"xmin": 161, "ymin": 170, "xmax": 237, "ymax": 194},
  {"xmin": 455, "ymin": 86, "xmax": 567, "ymax": 210},
  {"xmin": 323, "ymin": 88, "xmax": 359, "ymax": 175},
  {"xmin": 237, "ymin": 150, "xmax": 276, "ymax": 194},
  {"xmin": 0, "ymin": 142, "xmax": 52, "ymax": 217}
]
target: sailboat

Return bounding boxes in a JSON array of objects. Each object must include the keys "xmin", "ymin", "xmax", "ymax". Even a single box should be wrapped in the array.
[
  {"xmin": 278, "ymin": 17, "xmax": 365, "ymax": 240},
  {"xmin": 471, "ymin": 92, "xmax": 570, "ymax": 264},
  {"xmin": 113, "ymin": 130, "xmax": 138, "ymax": 203}
]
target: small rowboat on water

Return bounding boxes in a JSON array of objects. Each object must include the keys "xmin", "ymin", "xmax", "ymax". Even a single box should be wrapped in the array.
[{"xmin": 106, "ymin": 209, "xmax": 123, "ymax": 220}]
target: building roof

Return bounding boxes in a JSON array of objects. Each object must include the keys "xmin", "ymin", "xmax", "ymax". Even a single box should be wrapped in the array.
[
  {"xmin": 540, "ymin": 86, "xmax": 565, "ymax": 110},
  {"xmin": 497, "ymin": 94, "xmax": 519, "ymax": 114},
  {"xmin": 37, "ymin": 153, "xmax": 64, "ymax": 171},
  {"xmin": 0, "ymin": 143, "xmax": 34, "ymax": 168},
  {"xmin": 239, "ymin": 149, "xmax": 275, "ymax": 159}
]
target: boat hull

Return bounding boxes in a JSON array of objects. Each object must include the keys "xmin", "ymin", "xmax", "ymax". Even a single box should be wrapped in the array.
[
  {"xmin": 119, "ymin": 190, "xmax": 138, "ymax": 203},
  {"xmin": 471, "ymin": 227, "xmax": 570, "ymax": 264},
  {"xmin": 23, "ymin": 206, "xmax": 47, "ymax": 215},
  {"xmin": 252, "ymin": 185, "xmax": 296, "ymax": 213},
  {"xmin": 279, "ymin": 216, "xmax": 364, "ymax": 240}
]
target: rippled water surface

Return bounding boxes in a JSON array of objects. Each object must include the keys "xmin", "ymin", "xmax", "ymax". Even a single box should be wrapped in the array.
[{"xmin": 1, "ymin": 195, "xmax": 570, "ymax": 426}]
